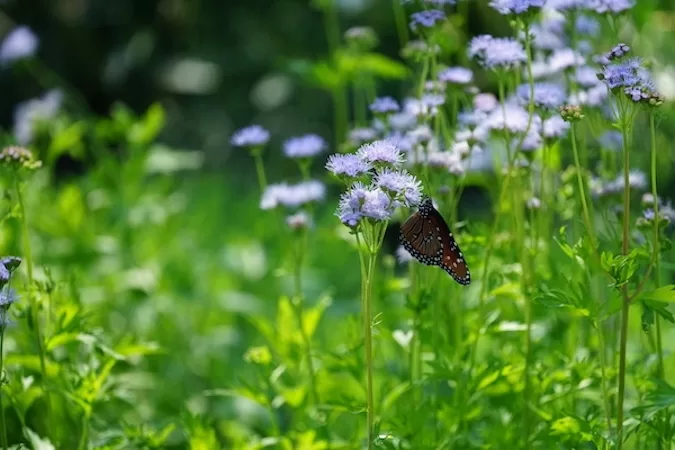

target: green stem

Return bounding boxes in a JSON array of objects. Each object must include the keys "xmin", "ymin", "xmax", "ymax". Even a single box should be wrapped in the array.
[
  {"xmin": 364, "ymin": 249, "xmax": 377, "ymax": 450},
  {"xmin": 392, "ymin": 0, "xmax": 409, "ymax": 49},
  {"xmin": 596, "ymin": 320, "xmax": 614, "ymax": 438},
  {"xmin": 616, "ymin": 106, "xmax": 632, "ymax": 450},
  {"xmin": 77, "ymin": 411, "xmax": 90, "ymax": 450},
  {"xmin": 571, "ymin": 123, "xmax": 597, "ymax": 249},
  {"xmin": 0, "ymin": 329, "xmax": 8, "ymax": 450},
  {"xmin": 251, "ymin": 149, "xmax": 268, "ymax": 192},
  {"xmin": 14, "ymin": 177, "xmax": 48, "ymax": 388}
]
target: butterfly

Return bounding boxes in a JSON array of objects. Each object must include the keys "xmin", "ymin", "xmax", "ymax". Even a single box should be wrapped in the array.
[{"xmin": 399, "ymin": 197, "xmax": 471, "ymax": 285}]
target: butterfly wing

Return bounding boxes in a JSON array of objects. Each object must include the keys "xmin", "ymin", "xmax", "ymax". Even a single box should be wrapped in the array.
[{"xmin": 399, "ymin": 199, "xmax": 471, "ymax": 286}]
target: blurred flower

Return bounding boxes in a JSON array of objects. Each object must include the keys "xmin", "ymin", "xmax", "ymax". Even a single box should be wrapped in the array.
[
  {"xmin": 409, "ymin": 10, "xmax": 446, "ymax": 32},
  {"xmin": 518, "ymin": 130, "xmax": 543, "ymax": 152},
  {"xmin": 0, "ymin": 26, "xmax": 38, "ymax": 65},
  {"xmin": 549, "ymin": 48, "xmax": 585, "ymax": 73},
  {"xmin": 489, "ymin": 0, "xmax": 545, "ymax": 15},
  {"xmin": 286, "ymin": 211, "xmax": 312, "ymax": 231},
  {"xmin": 438, "ymin": 67, "xmax": 473, "ymax": 85},
  {"xmin": 542, "ymin": 115, "xmax": 570, "ymax": 138},
  {"xmin": 396, "ymin": 245, "xmax": 414, "ymax": 264},
  {"xmin": 374, "ymin": 168, "xmax": 423, "ymax": 206},
  {"xmin": 548, "ymin": 0, "xmax": 585, "ymax": 9},
  {"xmin": 347, "ymin": 127, "xmax": 378, "ymax": 147},
  {"xmin": 326, "ymin": 153, "xmax": 372, "ymax": 178},
  {"xmin": 486, "ymin": 102, "xmax": 539, "ymax": 133},
  {"xmin": 517, "ymin": 82, "xmax": 567, "ymax": 111},
  {"xmin": 576, "ymin": 15, "xmax": 600, "ymax": 36},
  {"xmin": 473, "ymin": 93, "xmax": 499, "ymax": 112},
  {"xmin": 598, "ymin": 130, "xmax": 622, "ymax": 151},
  {"xmin": 388, "ymin": 111, "xmax": 417, "ymax": 131},
  {"xmin": 576, "ymin": 66, "xmax": 602, "ymax": 88},
  {"xmin": 588, "ymin": 0, "xmax": 634, "ymax": 13},
  {"xmin": 230, "ymin": 125, "xmax": 270, "ymax": 147},
  {"xmin": 0, "ymin": 288, "xmax": 17, "ymax": 309},
  {"xmin": 527, "ymin": 197, "xmax": 542, "ymax": 209},
  {"xmin": 469, "ymin": 35, "xmax": 526, "ymax": 70},
  {"xmin": 260, "ymin": 180, "xmax": 326, "ymax": 210},
  {"xmin": 0, "ymin": 146, "xmax": 42, "ymax": 171},
  {"xmin": 357, "ymin": 140, "xmax": 404, "ymax": 167},
  {"xmin": 605, "ymin": 43, "xmax": 630, "ymax": 61},
  {"xmin": 370, "ymin": 97, "xmax": 400, "ymax": 114},
  {"xmin": 283, "ymin": 134, "xmax": 327, "ymax": 158},
  {"xmin": 401, "ymin": 40, "xmax": 441, "ymax": 60},
  {"xmin": 344, "ymin": 26, "xmax": 378, "ymax": 51},
  {"xmin": 13, "ymin": 90, "xmax": 62, "ymax": 145}
]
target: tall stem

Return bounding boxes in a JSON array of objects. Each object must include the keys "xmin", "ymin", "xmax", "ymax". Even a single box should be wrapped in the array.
[
  {"xmin": 251, "ymin": 149, "xmax": 268, "ymax": 192},
  {"xmin": 363, "ymin": 249, "xmax": 377, "ymax": 450},
  {"xmin": 0, "ymin": 329, "xmax": 8, "ymax": 450},
  {"xmin": 616, "ymin": 108, "xmax": 632, "ymax": 450},
  {"xmin": 14, "ymin": 178, "xmax": 48, "ymax": 386},
  {"xmin": 77, "ymin": 411, "xmax": 90, "ymax": 450},
  {"xmin": 571, "ymin": 123, "xmax": 597, "ymax": 249}
]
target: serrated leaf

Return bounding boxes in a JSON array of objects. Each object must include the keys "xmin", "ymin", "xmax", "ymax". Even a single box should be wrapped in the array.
[{"xmin": 640, "ymin": 285, "xmax": 675, "ymax": 303}]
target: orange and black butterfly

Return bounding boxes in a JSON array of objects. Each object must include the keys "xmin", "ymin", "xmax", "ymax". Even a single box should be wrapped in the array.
[{"xmin": 399, "ymin": 197, "xmax": 471, "ymax": 285}]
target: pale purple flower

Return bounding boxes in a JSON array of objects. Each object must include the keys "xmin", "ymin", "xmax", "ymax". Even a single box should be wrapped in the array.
[
  {"xmin": 548, "ymin": 0, "xmax": 585, "ymax": 9},
  {"xmin": 388, "ymin": 112, "xmax": 417, "ymax": 131},
  {"xmin": 283, "ymin": 134, "xmax": 327, "ymax": 158},
  {"xmin": 409, "ymin": 10, "xmax": 446, "ymax": 32},
  {"xmin": 549, "ymin": 48, "xmax": 585, "ymax": 73},
  {"xmin": 576, "ymin": 66, "xmax": 602, "ymax": 88},
  {"xmin": 336, "ymin": 183, "xmax": 394, "ymax": 226},
  {"xmin": 517, "ymin": 82, "xmax": 567, "ymax": 110},
  {"xmin": 231, "ymin": 125, "xmax": 270, "ymax": 147},
  {"xmin": 348, "ymin": 127, "xmax": 378, "ymax": 146},
  {"xmin": 517, "ymin": 130, "xmax": 543, "ymax": 152},
  {"xmin": 576, "ymin": 15, "xmax": 600, "ymax": 36},
  {"xmin": 542, "ymin": 116, "xmax": 570, "ymax": 139},
  {"xmin": 286, "ymin": 211, "xmax": 312, "ymax": 231},
  {"xmin": 396, "ymin": 245, "xmax": 414, "ymax": 264},
  {"xmin": 489, "ymin": 0, "xmax": 545, "ymax": 15},
  {"xmin": 469, "ymin": 35, "xmax": 526, "ymax": 70},
  {"xmin": 473, "ymin": 93, "xmax": 499, "ymax": 112},
  {"xmin": 326, "ymin": 153, "xmax": 372, "ymax": 177},
  {"xmin": 0, "ymin": 288, "xmax": 17, "ymax": 308},
  {"xmin": 588, "ymin": 0, "xmax": 634, "ymax": 14},
  {"xmin": 357, "ymin": 140, "xmax": 404, "ymax": 167},
  {"xmin": 260, "ymin": 181, "xmax": 326, "ymax": 210},
  {"xmin": 527, "ymin": 197, "xmax": 542, "ymax": 209},
  {"xmin": 486, "ymin": 102, "xmax": 540, "ymax": 134},
  {"xmin": 370, "ymin": 97, "xmax": 400, "ymax": 114},
  {"xmin": 374, "ymin": 168, "xmax": 423, "ymax": 206},
  {"xmin": 598, "ymin": 131, "xmax": 622, "ymax": 151},
  {"xmin": 438, "ymin": 67, "xmax": 473, "ymax": 85},
  {"xmin": 13, "ymin": 90, "xmax": 63, "ymax": 145},
  {"xmin": 0, "ymin": 26, "xmax": 38, "ymax": 65}
]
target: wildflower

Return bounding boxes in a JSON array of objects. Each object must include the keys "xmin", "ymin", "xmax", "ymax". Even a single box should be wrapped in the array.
[
  {"xmin": 0, "ymin": 26, "xmax": 38, "ymax": 65},
  {"xmin": 396, "ymin": 245, "xmax": 414, "ymax": 264},
  {"xmin": 260, "ymin": 180, "xmax": 326, "ymax": 210},
  {"xmin": 576, "ymin": 66, "xmax": 602, "ymax": 88},
  {"xmin": 286, "ymin": 211, "xmax": 312, "ymax": 231},
  {"xmin": 548, "ymin": 0, "xmax": 585, "ymax": 9},
  {"xmin": 598, "ymin": 131, "xmax": 622, "ymax": 151},
  {"xmin": 370, "ymin": 97, "xmax": 400, "ymax": 115},
  {"xmin": 230, "ymin": 125, "xmax": 270, "ymax": 147},
  {"xmin": 641, "ymin": 193, "xmax": 657, "ymax": 207},
  {"xmin": 517, "ymin": 82, "xmax": 567, "ymax": 111},
  {"xmin": 559, "ymin": 104, "xmax": 584, "ymax": 122},
  {"xmin": 347, "ymin": 127, "xmax": 378, "ymax": 146},
  {"xmin": 344, "ymin": 26, "xmax": 378, "ymax": 51},
  {"xmin": 0, "ymin": 289, "xmax": 17, "ymax": 309},
  {"xmin": 374, "ymin": 168, "xmax": 423, "ymax": 206},
  {"xmin": 486, "ymin": 103, "xmax": 537, "ymax": 133},
  {"xmin": 409, "ymin": 10, "xmax": 446, "ymax": 32},
  {"xmin": 326, "ymin": 153, "xmax": 372, "ymax": 178},
  {"xmin": 473, "ymin": 93, "xmax": 499, "ymax": 112},
  {"xmin": 468, "ymin": 35, "xmax": 526, "ymax": 70},
  {"xmin": 0, "ymin": 146, "xmax": 42, "ymax": 171},
  {"xmin": 357, "ymin": 140, "xmax": 404, "ymax": 167},
  {"xmin": 489, "ymin": 0, "xmax": 545, "ymax": 15},
  {"xmin": 438, "ymin": 67, "xmax": 473, "ymax": 85},
  {"xmin": 518, "ymin": 130, "xmax": 543, "ymax": 152},
  {"xmin": 576, "ymin": 15, "xmax": 600, "ymax": 36},
  {"xmin": 13, "ymin": 90, "xmax": 63, "ymax": 145},
  {"xmin": 604, "ymin": 43, "xmax": 630, "ymax": 61},
  {"xmin": 548, "ymin": 48, "xmax": 585, "ymax": 73},
  {"xmin": 427, "ymin": 150, "xmax": 461, "ymax": 170},
  {"xmin": 456, "ymin": 126, "xmax": 489, "ymax": 144},
  {"xmin": 388, "ymin": 112, "xmax": 417, "ymax": 131},
  {"xmin": 283, "ymin": 134, "xmax": 327, "ymax": 158},
  {"xmin": 527, "ymin": 197, "xmax": 542, "ymax": 209},
  {"xmin": 543, "ymin": 116, "xmax": 570, "ymax": 139},
  {"xmin": 337, "ymin": 183, "xmax": 392, "ymax": 227},
  {"xmin": 588, "ymin": 0, "xmax": 634, "ymax": 14}
]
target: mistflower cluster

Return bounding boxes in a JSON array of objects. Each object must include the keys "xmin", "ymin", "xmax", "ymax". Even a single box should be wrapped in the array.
[
  {"xmin": 327, "ymin": 140, "xmax": 423, "ymax": 228},
  {"xmin": 438, "ymin": 67, "xmax": 473, "ymax": 85},
  {"xmin": 260, "ymin": 180, "xmax": 326, "ymax": 210},
  {"xmin": 0, "ymin": 145, "xmax": 42, "ymax": 171},
  {"xmin": 0, "ymin": 256, "xmax": 21, "ymax": 331},
  {"xmin": 517, "ymin": 82, "xmax": 567, "ymax": 111},
  {"xmin": 597, "ymin": 49, "xmax": 663, "ymax": 106},
  {"xmin": 13, "ymin": 90, "xmax": 63, "ymax": 145},
  {"xmin": 409, "ymin": 10, "xmax": 446, "ymax": 32},
  {"xmin": 0, "ymin": 26, "xmax": 38, "ymax": 65},
  {"xmin": 489, "ymin": 0, "xmax": 545, "ymax": 16},
  {"xmin": 231, "ymin": 125, "xmax": 270, "ymax": 148},
  {"xmin": 468, "ymin": 35, "xmax": 526, "ymax": 70},
  {"xmin": 283, "ymin": 134, "xmax": 327, "ymax": 158},
  {"xmin": 591, "ymin": 170, "xmax": 648, "ymax": 198},
  {"xmin": 344, "ymin": 26, "xmax": 378, "ymax": 51},
  {"xmin": 587, "ymin": 0, "xmax": 634, "ymax": 14},
  {"xmin": 370, "ymin": 97, "xmax": 400, "ymax": 115}
]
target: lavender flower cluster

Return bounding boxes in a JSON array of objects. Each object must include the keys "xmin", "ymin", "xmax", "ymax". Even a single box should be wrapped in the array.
[{"xmin": 327, "ymin": 140, "xmax": 423, "ymax": 228}]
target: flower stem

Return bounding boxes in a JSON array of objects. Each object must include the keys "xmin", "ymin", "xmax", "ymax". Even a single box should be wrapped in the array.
[
  {"xmin": 14, "ymin": 177, "xmax": 49, "ymax": 391},
  {"xmin": 616, "ymin": 107, "xmax": 632, "ymax": 450},
  {"xmin": 392, "ymin": 0, "xmax": 409, "ymax": 49},
  {"xmin": 77, "ymin": 411, "xmax": 90, "ymax": 450},
  {"xmin": 0, "ymin": 328, "xmax": 8, "ymax": 450},
  {"xmin": 570, "ymin": 123, "xmax": 597, "ymax": 249},
  {"xmin": 251, "ymin": 149, "xmax": 268, "ymax": 192},
  {"xmin": 364, "ymin": 249, "xmax": 377, "ymax": 450}
]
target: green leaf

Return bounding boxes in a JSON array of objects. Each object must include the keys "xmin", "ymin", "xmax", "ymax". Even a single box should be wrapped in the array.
[
  {"xmin": 380, "ymin": 382, "xmax": 411, "ymax": 413},
  {"xmin": 354, "ymin": 53, "xmax": 409, "ymax": 79},
  {"xmin": 45, "ymin": 332, "xmax": 94, "ymax": 351},
  {"xmin": 128, "ymin": 102, "xmax": 165, "ymax": 147},
  {"xmin": 640, "ymin": 285, "xmax": 675, "ymax": 303}
]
